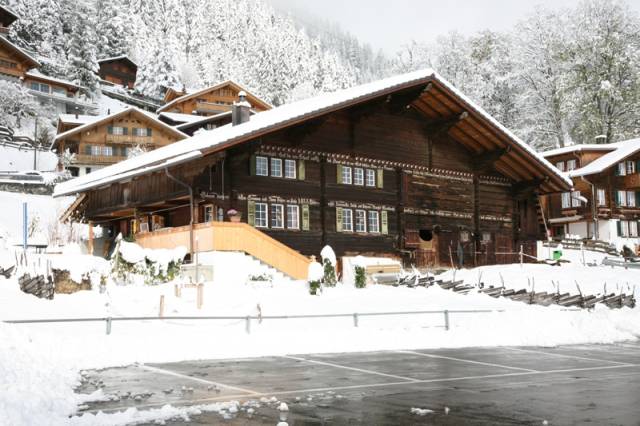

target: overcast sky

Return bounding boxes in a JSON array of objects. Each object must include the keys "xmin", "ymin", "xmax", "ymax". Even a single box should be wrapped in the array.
[{"xmin": 267, "ymin": 0, "xmax": 640, "ymax": 54}]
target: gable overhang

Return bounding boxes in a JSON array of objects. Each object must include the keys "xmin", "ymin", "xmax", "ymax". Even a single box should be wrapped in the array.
[{"xmin": 0, "ymin": 36, "xmax": 40, "ymax": 68}]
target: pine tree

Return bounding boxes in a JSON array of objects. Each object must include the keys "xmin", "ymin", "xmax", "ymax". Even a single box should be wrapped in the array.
[
  {"xmin": 95, "ymin": 0, "xmax": 131, "ymax": 58},
  {"xmin": 66, "ymin": 2, "xmax": 99, "ymax": 94}
]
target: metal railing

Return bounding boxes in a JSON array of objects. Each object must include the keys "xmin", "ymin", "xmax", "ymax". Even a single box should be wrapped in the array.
[{"xmin": 3, "ymin": 309, "xmax": 511, "ymax": 336}]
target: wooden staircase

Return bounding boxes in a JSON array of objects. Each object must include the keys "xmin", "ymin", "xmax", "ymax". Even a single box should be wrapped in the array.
[{"xmin": 135, "ymin": 222, "xmax": 311, "ymax": 280}]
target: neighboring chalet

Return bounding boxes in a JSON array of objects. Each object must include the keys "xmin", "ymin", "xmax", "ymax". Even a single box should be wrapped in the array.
[
  {"xmin": 53, "ymin": 107, "xmax": 187, "ymax": 177},
  {"xmin": 97, "ymin": 56, "xmax": 137, "ymax": 89},
  {"xmin": 158, "ymin": 81, "xmax": 272, "ymax": 117},
  {"xmin": 541, "ymin": 140, "xmax": 640, "ymax": 247},
  {"xmin": 54, "ymin": 70, "xmax": 570, "ymax": 277}
]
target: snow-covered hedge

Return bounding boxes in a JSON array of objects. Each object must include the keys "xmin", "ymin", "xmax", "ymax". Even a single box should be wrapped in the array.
[{"xmin": 111, "ymin": 235, "xmax": 187, "ymax": 285}]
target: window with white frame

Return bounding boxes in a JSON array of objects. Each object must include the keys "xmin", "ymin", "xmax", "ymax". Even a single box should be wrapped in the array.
[
  {"xmin": 571, "ymin": 190, "xmax": 581, "ymax": 208},
  {"xmin": 102, "ymin": 146, "xmax": 113, "ymax": 156},
  {"xmin": 627, "ymin": 191, "xmax": 636, "ymax": 207},
  {"xmin": 342, "ymin": 208, "xmax": 353, "ymax": 232},
  {"xmin": 203, "ymin": 205, "xmax": 214, "ymax": 222},
  {"xmin": 617, "ymin": 190, "xmax": 628, "ymax": 207},
  {"xmin": 366, "ymin": 169, "xmax": 376, "ymax": 187},
  {"xmin": 561, "ymin": 192, "xmax": 571, "ymax": 209},
  {"xmin": 627, "ymin": 160, "xmax": 636, "ymax": 175},
  {"xmin": 566, "ymin": 159, "xmax": 577, "ymax": 171},
  {"xmin": 355, "ymin": 210, "xmax": 366, "ymax": 232},
  {"xmin": 110, "ymin": 126, "xmax": 126, "ymax": 135},
  {"xmin": 91, "ymin": 145, "xmax": 101, "ymax": 156},
  {"xmin": 620, "ymin": 220, "xmax": 629, "ymax": 237},
  {"xmin": 133, "ymin": 127, "xmax": 151, "ymax": 137},
  {"xmin": 342, "ymin": 166, "xmax": 352, "ymax": 184},
  {"xmin": 255, "ymin": 202, "xmax": 268, "ymax": 227},
  {"xmin": 284, "ymin": 159, "xmax": 296, "ymax": 179},
  {"xmin": 270, "ymin": 204, "xmax": 284, "ymax": 228},
  {"xmin": 255, "ymin": 156, "xmax": 268, "ymax": 176},
  {"xmin": 367, "ymin": 211, "xmax": 380, "ymax": 233},
  {"xmin": 353, "ymin": 168, "xmax": 364, "ymax": 186},
  {"xmin": 286, "ymin": 205, "xmax": 299, "ymax": 229},
  {"xmin": 597, "ymin": 188, "xmax": 606, "ymax": 206},
  {"xmin": 555, "ymin": 161, "xmax": 565, "ymax": 172},
  {"xmin": 617, "ymin": 162, "xmax": 627, "ymax": 176},
  {"xmin": 630, "ymin": 221, "xmax": 639, "ymax": 237},
  {"xmin": 270, "ymin": 158, "xmax": 282, "ymax": 177}
]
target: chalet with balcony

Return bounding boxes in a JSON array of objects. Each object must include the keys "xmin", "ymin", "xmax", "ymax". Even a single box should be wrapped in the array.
[
  {"xmin": 541, "ymin": 139, "xmax": 640, "ymax": 248},
  {"xmin": 53, "ymin": 107, "xmax": 187, "ymax": 177},
  {"xmin": 0, "ymin": 4, "xmax": 17, "ymax": 33},
  {"xmin": 98, "ymin": 56, "xmax": 137, "ymax": 89},
  {"xmin": 157, "ymin": 81, "xmax": 272, "ymax": 117},
  {"xmin": 54, "ymin": 70, "xmax": 570, "ymax": 277}
]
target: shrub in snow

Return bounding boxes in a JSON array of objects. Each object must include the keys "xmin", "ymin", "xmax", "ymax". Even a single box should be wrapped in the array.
[
  {"xmin": 353, "ymin": 256, "xmax": 366, "ymax": 288},
  {"xmin": 307, "ymin": 255, "xmax": 323, "ymax": 295},
  {"xmin": 320, "ymin": 245, "xmax": 337, "ymax": 286}
]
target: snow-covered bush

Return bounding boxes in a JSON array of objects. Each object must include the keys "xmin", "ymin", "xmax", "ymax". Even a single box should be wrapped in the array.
[
  {"xmin": 353, "ymin": 256, "xmax": 366, "ymax": 289},
  {"xmin": 110, "ymin": 235, "xmax": 186, "ymax": 285},
  {"xmin": 320, "ymin": 245, "xmax": 337, "ymax": 286},
  {"xmin": 307, "ymin": 256, "xmax": 323, "ymax": 296}
]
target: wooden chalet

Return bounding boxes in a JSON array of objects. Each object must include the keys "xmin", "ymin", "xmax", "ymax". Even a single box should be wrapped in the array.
[
  {"xmin": 541, "ymin": 140, "xmax": 640, "ymax": 246},
  {"xmin": 53, "ymin": 107, "xmax": 187, "ymax": 177},
  {"xmin": 157, "ymin": 81, "xmax": 272, "ymax": 117},
  {"xmin": 0, "ymin": 4, "xmax": 18, "ymax": 32},
  {"xmin": 55, "ymin": 70, "xmax": 571, "ymax": 278},
  {"xmin": 98, "ymin": 56, "xmax": 138, "ymax": 89},
  {"xmin": 0, "ymin": 35, "xmax": 39, "ymax": 80}
]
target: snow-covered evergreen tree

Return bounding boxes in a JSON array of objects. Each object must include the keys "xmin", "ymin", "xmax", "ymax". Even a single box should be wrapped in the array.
[
  {"xmin": 95, "ymin": 0, "xmax": 131, "ymax": 59},
  {"xmin": 66, "ymin": 1, "xmax": 99, "ymax": 94}
]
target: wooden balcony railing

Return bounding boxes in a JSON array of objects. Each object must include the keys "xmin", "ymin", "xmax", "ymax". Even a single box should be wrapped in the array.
[
  {"xmin": 105, "ymin": 134, "xmax": 153, "ymax": 145},
  {"xmin": 135, "ymin": 221, "xmax": 311, "ymax": 280},
  {"xmin": 73, "ymin": 154, "xmax": 127, "ymax": 164}
]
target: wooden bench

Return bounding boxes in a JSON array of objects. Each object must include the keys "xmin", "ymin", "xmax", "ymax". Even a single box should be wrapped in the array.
[{"xmin": 365, "ymin": 264, "xmax": 402, "ymax": 275}]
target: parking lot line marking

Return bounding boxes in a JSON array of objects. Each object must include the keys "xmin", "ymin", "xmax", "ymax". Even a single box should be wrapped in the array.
[
  {"xmin": 84, "ymin": 362, "xmax": 639, "ymax": 416},
  {"xmin": 503, "ymin": 347, "xmax": 631, "ymax": 365},
  {"xmin": 396, "ymin": 350, "xmax": 539, "ymax": 372},
  {"xmin": 281, "ymin": 355, "xmax": 420, "ymax": 382},
  {"xmin": 138, "ymin": 364, "xmax": 260, "ymax": 395}
]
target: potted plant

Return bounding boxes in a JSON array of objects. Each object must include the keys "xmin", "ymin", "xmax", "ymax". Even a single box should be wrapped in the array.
[{"xmin": 227, "ymin": 209, "xmax": 241, "ymax": 223}]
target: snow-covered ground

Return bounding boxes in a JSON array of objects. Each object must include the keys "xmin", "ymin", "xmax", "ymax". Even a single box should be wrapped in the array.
[
  {"xmin": 0, "ymin": 246, "xmax": 638, "ymax": 425},
  {"xmin": 0, "ymin": 144, "xmax": 58, "ymax": 172}
]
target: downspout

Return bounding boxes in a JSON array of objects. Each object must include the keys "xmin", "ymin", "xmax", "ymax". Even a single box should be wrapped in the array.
[
  {"xmin": 574, "ymin": 152, "xmax": 598, "ymax": 240},
  {"xmin": 165, "ymin": 167, "xmax": 194, "ymax": 260}
]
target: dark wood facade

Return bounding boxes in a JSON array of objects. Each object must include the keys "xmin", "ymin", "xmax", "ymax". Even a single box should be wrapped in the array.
[
  {"xmin": 77, "ymin": 77, "xmax": 570, "ymax": 268},
  {"xmin": 98, "ymin": 57, "xmax": 138, "ymax": 89}
]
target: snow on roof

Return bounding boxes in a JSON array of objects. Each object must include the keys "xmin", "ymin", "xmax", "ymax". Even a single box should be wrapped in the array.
[
  {"xmin": 25, "ymin": 69, "xmax": 81, "ymax": 89},
  {"xmin": 542, "ymin": 144, "xmax": 617, "ymax": 158},
  {"xmin": 175, "ymin": 111, "xmax": 233, "ymax": 130},
  {"xmin": 97, "ymin": 55, "xmax": 138, "ymax": 67},
  {"xmin": 54, "ymin": 69, "xmax": 572, "ymax": 197},
  {"xmin": 569, "ymin": 138, "xmax": 640, "ymax": 178},
  {"xmin": 157, "ymin": 80, "xmax": 273, "ymax": 113},
  {"xmin": 158, "ymin": 112, "xmax": 207, "ymax": 125},
  {"xmin": 58, "ymin": 114, "xmax": 105, "ymax": 126},
  {"xmin": 0, "ymin": 36, "xmax": 40, "ymax": 68},
  {"xmin": 53, "ymin": 106, "xmax": 187, "ymax": 144}
]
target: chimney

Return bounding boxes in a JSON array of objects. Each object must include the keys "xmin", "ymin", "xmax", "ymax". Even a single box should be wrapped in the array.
[
  {"xmin": 595, "ymin": 134, "xmax": 607, "ymax": 144},
  {"xmin": 232, "ymin": 91, "xmax": 251, "ymax": 126}
]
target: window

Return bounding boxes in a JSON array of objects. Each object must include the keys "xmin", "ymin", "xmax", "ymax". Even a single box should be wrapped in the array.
[
  {"xmin": 460, "ymin": 230, "xmax": 470, "ymax": 242},
  {"xmin": 571, "ymin": 191, "xmax": 581, "ymax": 208},
  {"xmin": 617, "ymin": 162, "xmax": 627, "ymax": 176},
  {"xmin": 85, "ymin": 167, "xmax": 91, "ymax": 174},
  {"xmin": 627, "ymin": 191, "xmax": 636, "ymax": 207},
  {"xmin": 561, "ymin": 192, "xmax": 571, "ymax": 209},
  {"xmin": 366, "ymin": 169, "xmax": 376, "ymax": 187},
  {"xmin": 627, "ymin": 161, "xmax": 636, "ymax": 175},
  {"xmin": 620, "ymin": 220, "xmax": 629, "ymax": 237},
  {"xmin": 355, "ymin": 210, "xmax": 366, "ymax": 232},
  {"xmin": 555, "ymin": 161, "xmax": 565, "ymax": 172},
  {"xmin": 0, "ymin": 59, "xmax": 16, "ymax": 69},
  {"xmin": 342, "ymin": 208, "xmax": 353, "ymax": 232},
  {"xmin": 102, "ymin": 146, "xmax": 113, "ymax": 156},
  {"xmin": 270, "ymin": 204, "xmax": 284, "ymax": 228},
  {"xmin": 566, "ymin": 159, "xmax": 577, "ymax": 171},
  {"xmin": 203, "ymin": 205, "xmax": 214, "ymax": 222},
  {"xmin": 217, "ymin": 207, "xmax": 224, "ymax": 222},
  {"xmin": 270, "ymin": 158, "xmax": 282, "ymax": 177},
  {"xmin": 287, "ymin": 205, "xmax": 299, "ymax": 229},
  {"xmin": 284, "ymin": 159, "xmax": 296, "ymax": 179},
  {"xmin": 353, "ymin": 168, "xmax": 364, "ymax": 186},
  {"xmin": 255, "ymin": 156, "xmax": 268, "ymax": 176},
  {"xmin": 52, "ymin": 87, "xmax": 66, "ymax": 96},
  {"xmin": 34, "ymin": 82, "xmax": 49, "ymax": 93},
  {"xmin": 482, "ymin": 232, "xmax": 492, "ymax": 242},
  {"xmin": 342, "ymin": 166, "xmax": 352, "ymax": 184},
  {"xmin": 630, "ymin": 221, "xmax": 639, "ymax": 237},
  {"xmin": 367, "ymin": 211, "xmax": 380, "ymax": 233},
  {"xmin": 109, "ymin": 126, "xmax": 126, "ymax": 136},
  {"xmin": 617, "ymin": 190, "xmax": 627, "ymax": 207},
  {"xmin": 91, "ymin": 145, "xmax": 101, "ymax": 156},
  {"xmin": 255, "ymin": 202, "xmax": 268, "ymax": 227},
  {"xmin": 133, "ymin": 128, "xmax": 151, "ymax": 137},
  {"xmin": 597, "ymin": 188, "xmax": 606, "ymax": 206}
]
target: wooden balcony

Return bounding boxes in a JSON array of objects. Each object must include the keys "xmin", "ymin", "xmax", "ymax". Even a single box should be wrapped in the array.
[
  {"xmin": 135, "ymin": 221, "xmax": 312, "ymax": 280},
  {"xmin": 73, "ymin": 154, "xmax": 126, "ymax": 165},
  {"xmin": 105, "ymin": 134, "xmax": 153, "ymax": 145},
  {"xmin": 623, "ymin": 173, "xmax": 640, "ymax": 189}
]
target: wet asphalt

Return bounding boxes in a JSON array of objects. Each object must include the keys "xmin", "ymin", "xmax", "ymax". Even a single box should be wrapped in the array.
[{"xmin": 77, "ymin": 341, "xmax": 640, "ymax": 425}]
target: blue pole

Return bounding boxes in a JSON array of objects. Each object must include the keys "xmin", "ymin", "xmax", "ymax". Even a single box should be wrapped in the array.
[{"xmin": 22, "ymin": 202, "xmax": 27, "ymax": 251}]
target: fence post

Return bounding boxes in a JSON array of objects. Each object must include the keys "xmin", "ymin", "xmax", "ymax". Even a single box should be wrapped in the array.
[
  {"xmin": 444, "ymin": 310, "xmax": 450, "ymax": 331},
  {"xmin": 159, "ymin": 295, "xmax": 165, "ymax": 318},
  {"xmin": 106, "ymin": 317, "xmax": 112, "ymax": 335},
  {"xmin": 245, "ymin": 316, "xmax": 251, "ymax": 334},
  {"xmin": 353, "ymin": 313, "xmax": 359, "ymax": 327},
  {"xmin": 519, "ymin": 245, "xmax": 524, "ymax": 267},
  {"xmin": 197, "ymin": 284, "xmax": 203, "ymax": 309}
]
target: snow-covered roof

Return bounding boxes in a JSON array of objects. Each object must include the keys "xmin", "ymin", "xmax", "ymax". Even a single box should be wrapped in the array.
[
  {"xmin": 175, "ymin": 111, "xmax": 233, "ymax": 130},
  {"xmin": 0, "ymin": 36, "xmax": 40, "ymax": 68},
  {"xmin": 158, "ymin": 112, "xmax": 206, "ymax": 125},
  {"xmin": 569, "ymin": 138, "xmax": 640, "ymax": 178},
  {"xmin": 97, "ymin": 55, "xmax": 138, "ymax": 68},
  {"xmin": 53, "ymin": 106, "xmax": 187, "ymax": 145},
  {"xmin": 25, "ymin": 69, "xmax": 81, "ymax": 89},
  {"xmin": 157, "ymin": 80, "xmax": 273, "ymax": 114},
  {"xmin": 58, "ymin": 114, "xmax": 105, "ymax": 126},
  {"xmin": 54, "ymin": 69, "xmax": 572, "ymax": 198},
  {"xmin": 542, "ymin": 144, "xmax": 617, "ymax": 158}
]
